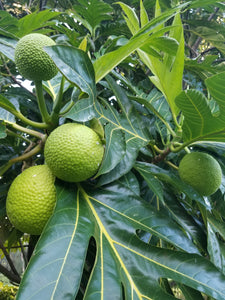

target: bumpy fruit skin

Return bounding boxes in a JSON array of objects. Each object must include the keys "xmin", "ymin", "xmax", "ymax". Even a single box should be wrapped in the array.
[
  {"xmin": 6, "ymin": 165, "xmax": 56, "ymax": 235},
  {"xmin": 15, "ymin": 33, "xmax": 58, "ymax": 81},
  {"xmin": 179, "ymin": 152, "xmax": 222, "ymax": 196},
  {"xmin": 44, "ymin": 123, "xmax": 105, "ymax": 182}
]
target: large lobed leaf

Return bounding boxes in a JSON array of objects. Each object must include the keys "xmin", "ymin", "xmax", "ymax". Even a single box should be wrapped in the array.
[
  {"xmin": 96, "ymin": 75, "xmax": 149, "ymax": 185},
  {"xmin": 119, "ymin": 1, "xmax": 187, "ymax": 118},
  {"xmin": 93, "ymin": 2, "xmax": 188, "ymax": 83},
  {"xmin": 176, "ymin": 72, "xmax": 225, "ymax": 145},
  {"xmin": 175, "ymin": 89, "xmax": 225, "ymax": 144},
  {"xmin": 16, "ymin": 180, "xmax": 225, "ymax": 300}
]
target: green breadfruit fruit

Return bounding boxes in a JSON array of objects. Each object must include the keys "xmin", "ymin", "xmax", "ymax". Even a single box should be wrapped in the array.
[
  {"xmin": 178, "ymin": 152, "xmax": 222, "ymax": 196},
  {"xmin": 14, "ymin": 33, "xmax": 58, "ymax": 81},
  {"xmin": 6, "ymin": 165, "xmax": 56, "ymax": 235},
  {"xmin": 44, "ymin": 123, "xmax": 105, "ymax": 182}
]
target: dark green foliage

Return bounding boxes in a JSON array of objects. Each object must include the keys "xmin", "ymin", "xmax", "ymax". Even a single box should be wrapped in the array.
[{"xmin": 0, "ymin": 1, "xmax": 225, "ymax": 299}]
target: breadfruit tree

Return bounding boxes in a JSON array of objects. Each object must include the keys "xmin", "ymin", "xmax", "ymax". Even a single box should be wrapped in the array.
[{"xmin": 1, "ymin": 0, "xmax": 225, "ymax": 299}]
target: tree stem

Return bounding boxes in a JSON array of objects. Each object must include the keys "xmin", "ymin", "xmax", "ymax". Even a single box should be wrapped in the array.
[
  {"xmin": 19, "ymin": 238, "xmax": 28, "ymax": 267},
  {"xmin": 0, "ymin": 239, "xmax": 20, "ymax": 278},
  {"xmin": 152, "ymin": 147, "xmax": 170, "ymax": 164},
  {"xmin": 0, "ymin": 263, "xmax": 20, "ymax": 284},
  {"xmin": 192, "ymin": 7, "xmax": 220, "ymax": 54}
]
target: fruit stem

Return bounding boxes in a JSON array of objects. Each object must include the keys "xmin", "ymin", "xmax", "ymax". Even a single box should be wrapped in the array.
[
  {"xmin": 165, "ymin": 160, "xmax": 179, "ymax": 170},
  {"xmin": 35, "ymin": 80, "xmax": 51, "ymax": 124},
  {"xmin": 0, "ymin": 101, "xmax": 49, "ymax": 129},
  {"xmin": 59, "ymin": 100, "xmax": 75, "ymax": 116},
  {"xmin": 50, "ymin": 75, "xmax": 65, "ymax": 125},
  {"xmin": 184, "ymin": 147, "xmax": 191, "ymax": 153},
  {"xmin": 6, "ymin": 121, "xmax": 45, "ymax": 139},
  {"xmin": 153, "ymin": 145, "xmax": 164, "ymax": 154},
  {"xmin": 170, "ymin": 142, "xmax": 188, "ymax": 153},
  {"xmin": 6, "ymin": 129, "xmax": 31, "ymax": 143}
]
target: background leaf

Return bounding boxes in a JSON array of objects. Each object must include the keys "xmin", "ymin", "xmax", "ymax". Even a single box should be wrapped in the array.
[
  {"xmin": 184, "ymin": 55, "xmax": 225, "ymax": 81},
  {"xmin": 138, "ymin": 13, "xmax": 184, "ymax": 117},
  {"xmin": 205, "ymin": 71, "xmax": 225, "ymax": 118},
  {"xmin": 16, "ymin": 10, "xmax": 61, "ymax": 37},
  {"xmin": 93, "ymin": 4, "xmax": 186, "ymax": 83},
  {"xmin": 175, "ymin": 89, "xmax": 225, "ymax": 144},
  {"xmin": 71, "ymin": 0, "xmax": 113, "ymax": 35},
  {"xmin": 189, "ymin": 0, "xmax": 224, "ymax": 8},
  {"xmin": 0, "ymin": 11, "xmax": 18, "ymax": 39}
]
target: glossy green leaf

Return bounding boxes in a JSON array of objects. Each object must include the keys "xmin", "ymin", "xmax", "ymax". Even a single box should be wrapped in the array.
[
  {"xmin": 117, "ymin": 1, "xmax": 140, "ymax": 34},
  {"xmin": 0, "ymin": 94, "xmax": 18, "ymax": 122},
  {"xmin": 65, "ymin": 98, "xmax": 98, "ymax": 122},
  {"xmin": 45, "ymin": 45, "xmax": 97, "ymax": 122},
  {"xmin": 142, "ymin": 36, "xmax": 179, "ymax": 56},
  {"xmin": 118, "ymin": 171, "xmax": 140, "ymax": 196},
  {"xmin": 207, "ymin": 221, "xmax": 223, "ymax": 271},
  {"xmin": 138, "ymin": 13, "xmax": 184, "ymax": 117},
  {"xmin": 89, "ymin": 117, "xmax": 105, "ymax": 140},
  {"xmin": 45, "ymin": 45, "xmax": 96, "ymax": 96},
  {"xmin": 140, "ymin": 0, "xmax": 149, "ymax": 27},
  {"xmin": 96, "ymin": 76, "xmax": 149, "ymax": 184},
  {"xmin": 96, "ymin": 123, "xmax": 126, "ymax": 176},
  {"xmin": 16, "ymin": 181, "xmax": 225, "ymax": 300},
  {"xmin": 175, "ymin": 89, "xmax": 225, "ymax": 144},
  {"xmin": 162, "ymin": 192, "xmax": 207, "ymax": 252},
  {"xmin": 93, "ymin": 3, "xmax": 187, "ymax": 83},
  {"xmin": 208, "ymin": 215, "xmax": 225, "ymax": 241},
  {"xmin": 0, "ymin": 37, "xmax": 17, "ymax": 61},
  {"xmin": 0, "ymin": 122, "xmax": 6, "ymax": 139},
  {"xmin": 130, "ymin": 92, "xmax": 172, "ymax": 126},
  {"xmin": 190, "ymin": 25, "xmax": 225, "ymax": 54},
  {"xmin": 189, "ymin": 0, "xmax": 224, "ymax": 9},
  {"xmin": 98, "ymin": 131, "xmax": 147, "ymax": 186},
  {"xmin": 178, "ymin": 284, "xmax": 205, "ymax": 300},
  {"xmin": 135, "ymin": 161, "xmax": 209, "ymax": 208}
]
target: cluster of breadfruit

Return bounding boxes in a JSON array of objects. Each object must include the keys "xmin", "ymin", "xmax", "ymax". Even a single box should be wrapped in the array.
[
  {"xmin": 6, "ymin": 33, "xmax": 222, "ymax": 236},
  {"xmin": 7, "ymin": 33, "xmax": 105, "ymax": 235}
]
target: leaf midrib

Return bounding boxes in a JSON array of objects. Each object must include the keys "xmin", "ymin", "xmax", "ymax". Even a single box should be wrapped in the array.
[{"xmin": 80, "ymin": 186, "xmax": 145, "ymax": 300}]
